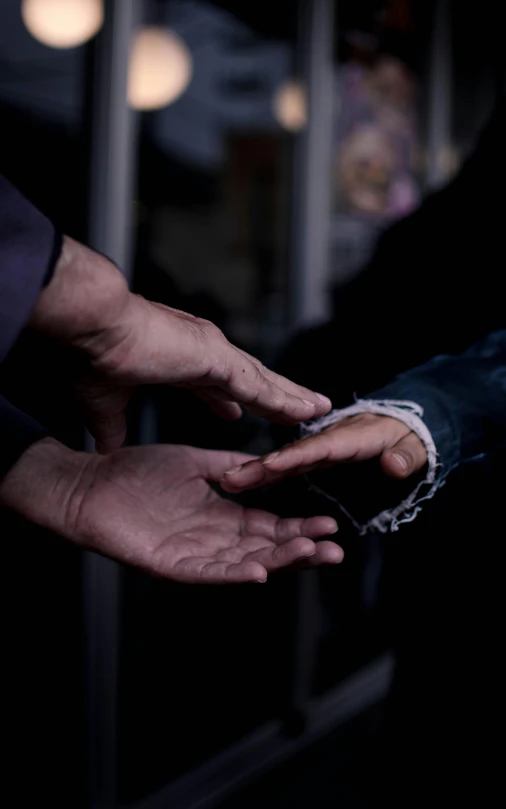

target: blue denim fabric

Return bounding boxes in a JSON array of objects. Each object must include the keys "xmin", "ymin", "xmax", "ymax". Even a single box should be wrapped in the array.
[{"xmin": 367, "ymin": 329, "xmax": 506, "ymax": 482}]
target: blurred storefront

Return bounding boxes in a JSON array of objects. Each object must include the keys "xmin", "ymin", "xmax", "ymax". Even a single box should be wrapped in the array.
[{"xmin": 0, "ymin": 2, "xmax": 503, "ymax": 808}]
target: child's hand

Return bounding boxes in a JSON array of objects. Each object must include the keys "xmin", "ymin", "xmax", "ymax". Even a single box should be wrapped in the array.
[{"xmin": 221, "ymin": 413, "xmax": 427, "ymax": 493}]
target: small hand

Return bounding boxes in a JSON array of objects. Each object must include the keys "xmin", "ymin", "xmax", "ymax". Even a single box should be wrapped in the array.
[
  {"xmin": 30, "ymin": 237, "xmax": 332, "ymax": 452},
  {"xmin": 0, "ymin": 440, "xmax": 342, "ymax": 583},
  {"xmin": 221, "ymin": 413, "xmax": 427, "ymax": 493}
]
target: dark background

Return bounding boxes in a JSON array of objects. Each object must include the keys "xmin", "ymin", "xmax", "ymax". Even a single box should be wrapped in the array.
[{"xmin": 1, "ymin": 1, "xmax": 504, "ymax": 807}]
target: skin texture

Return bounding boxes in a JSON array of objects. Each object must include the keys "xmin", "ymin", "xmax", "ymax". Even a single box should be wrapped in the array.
[
  {"xmin": 221, "ymin": 412, "xmax": 427, "ymax": 494},
  {"xmin": 30, "ymin": 236, "xmax": 332, "ymax": 453},
  {"xmin": 0, "ymin": 438, "xmax": 342, "ymax": 584}
]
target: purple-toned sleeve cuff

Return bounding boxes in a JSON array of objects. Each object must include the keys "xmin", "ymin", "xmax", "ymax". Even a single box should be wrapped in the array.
[
  {"xmin": 0, "ymin": 395, "xmax": 47, "ymax": 480},
  {"xmin": 0, "ymin": 174, "xmax": 62, "ymax": 363}
]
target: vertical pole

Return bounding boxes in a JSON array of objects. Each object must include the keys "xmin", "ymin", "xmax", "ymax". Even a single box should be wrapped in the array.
[
  {"xmin": 288, "ymin": 0, "xmax": 336, "ymax": 727},
  {"xmin": 426, "ymin": 0, "xmax": 453, "ymax": 191},
  {"xmin": 290, "ymin": 0, "xmax": 335, "ymax": 329},
  {"xmin": 84, "ymin": 2, "xmax": 138, "ymax": 807},
  {"xmin": 87, "ymin": 0, "xmax": 138, "ymax": 277},
  {"xmin": 289, "ymin": 570, "xmax": 321, "ymax": 729}
]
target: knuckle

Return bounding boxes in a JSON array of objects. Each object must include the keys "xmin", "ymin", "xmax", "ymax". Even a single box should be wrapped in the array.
[
  {"xmin": 234, "ymin": 363, "xmax": 268, "ymax": 405},
  {"xmin": 194, "ymin": 318, "xmax": 222, "ymax": 341}
]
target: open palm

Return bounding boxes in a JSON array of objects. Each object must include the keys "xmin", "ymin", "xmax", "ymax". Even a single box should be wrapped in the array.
[{"xmin": 71, "ymin": 444, "xmax": 342, "ymax": 583}]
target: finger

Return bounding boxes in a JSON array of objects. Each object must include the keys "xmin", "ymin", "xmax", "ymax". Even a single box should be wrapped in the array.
[
  {"xmin": 380, "ymin": 432, "xmax": 427, "ymax": 479},
  {"xmin": 281, "ymin": 541, "xmax": 345, "ymax": 572},
  {"xmin": 294, "ymin": 516, "xmax": 338, "ymax": 538},
  {"xmin": 214, "ymin": 545, "xmax": 262, "ymax": 563},
  {"xmin": 222, "ymin": 457, "xmax": 332, "ymax": 494},
  {"xmin": 87, "ymin": 408, "xmax": 127, "ymax": 454},
  {"xmin": 236, "ymin": 536, "xmax": 279, "ymax": 553},
  {"xmin": 79, "ymin": 382, "xmax": 131, "ymax": 454},
  {"xmin": 252, "ymin": 512, "xmax": 337, "ymax": 543},
  {"xmin": 244, "ymin": 537, "xmax": 344, "ymax": 571},
  {"xmin": 207, "ymin": 400, "xmax": 242, "ymax": 420},
  {"xmin": 184, "ymin": 448, "xmax": 260, "ymax": 482},
  {"xmin": 241, "ymin": 510, "xmax": 338, "ymax": 542},
  {"xmin": 217, "ymin": 348, "xmax": 329, "ymax": 425},
  {"xmin": 310, "ymin": 540, "xmax": 344, "ymax": 564},
  {"xmin": 236, "ymin": 348, "xmax": 332, "ymax": 418},
  {"xmin": 193, "ymin": 390, "xmax": 243, "ymax": 421},
  {"xmin": 222, "ymin": 416, "xmax": 411, "ymax": 491},
  {"xmin": 221, "ymin": 433, "xmax": 335, "ymax": 491},
  {"xmin": 171, "ymin": 556, "xmax": 268, "ymax": 584},
  {"xmin": 243, "ymin": 537, "xmax": 317, "ymax": 572},
  {"xmin": 221, "ymin": 459, "xmax": 269, "ymax": 492},
  {"xmin": 213, "ymin": 541, "xmax": 343, "ymax": 568}
]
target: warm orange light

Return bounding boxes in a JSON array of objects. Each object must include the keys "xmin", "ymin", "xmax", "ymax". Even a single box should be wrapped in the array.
[
  {"xmin": 128, "ymin": 27, "xmax": 193, "ymax": 111},
  {"xmin": 22, "ymin": 0, "xmax": 103, "ymax": 49},
  {"xmin": 273, "ymin": 81, "xmax": 307, "ymax": 132}
]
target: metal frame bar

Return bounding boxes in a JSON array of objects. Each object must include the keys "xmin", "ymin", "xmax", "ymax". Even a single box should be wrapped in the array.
[
  {"xmin": 87, "ymin": 0, "xmax": 138, "ymax": 276},
  {"xmin": 290, "ymin": 0, "xmax": 335, "ymax": 329},
  {"xmin": 287, "ymin": 0, "xmax": 336, "ymax": 731},
  {"xmin": 127, "ymin": 655, "xmax": 393, "ymax": 809},
  {"xmin": 426, "ymin": 0, "xmax": 453, "ymax": 191},
  {"xmin": 84, "ymin": 2, "xmax": 138, "ymax": 807}
]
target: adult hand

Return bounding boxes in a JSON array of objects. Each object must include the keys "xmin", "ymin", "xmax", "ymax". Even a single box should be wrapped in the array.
[
  {"xmin": 30, "ymin": 237, "xmax": 331, "ymax": 452},
  {"xmin": 0, "ymin": 439, "xmax": 342, "ymax": 583},
  {"xmin": 221, "ymin": 412, "xmax": 427, "ymax": 493}
]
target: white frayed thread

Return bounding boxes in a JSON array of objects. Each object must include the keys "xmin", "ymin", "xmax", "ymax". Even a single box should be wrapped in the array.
[{"xmin": 302, "ymin": 398, "xmax": 444, "ymax": 534}]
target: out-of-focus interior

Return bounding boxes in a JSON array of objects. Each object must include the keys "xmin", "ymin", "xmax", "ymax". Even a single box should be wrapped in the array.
[{"xmin": 0, "ymin": 1, "xmax": 504, "ymax": 807}]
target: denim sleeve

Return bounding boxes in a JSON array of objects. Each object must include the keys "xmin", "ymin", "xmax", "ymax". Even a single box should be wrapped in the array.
[
  {"xmin": 369, "ymin": 329, "xmax": 506, "ymax": 474},
  {"xmin": 302, "ymin": 330, "xmax": 506, "ymax": 533}
]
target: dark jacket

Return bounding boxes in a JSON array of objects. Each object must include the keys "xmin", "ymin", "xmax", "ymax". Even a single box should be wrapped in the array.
[{"xmin": 0, "ymin": 175, "xmax": 60, "ymax": 476}]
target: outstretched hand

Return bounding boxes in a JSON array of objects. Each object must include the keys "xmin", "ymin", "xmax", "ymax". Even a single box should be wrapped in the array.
[
  {"xmin": 30, "ymin": 237, "xmax": 332, "ymax": 452},
  {"xmin": 221, "ymin": 413, "xmax": 428, "ymax": 494},
  {"xmin": 0, "ymin": 440, "xmax": 342, "ymax": 583}
]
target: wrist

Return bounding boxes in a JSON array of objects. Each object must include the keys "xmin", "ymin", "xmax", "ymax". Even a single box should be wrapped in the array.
[
  {"xmin": 29, "ymin": 235, "xmax": 130, "ymax": 346},
  {"xmin": 0, "ymin": 436, "xmax": 97, "ymax": 539}
]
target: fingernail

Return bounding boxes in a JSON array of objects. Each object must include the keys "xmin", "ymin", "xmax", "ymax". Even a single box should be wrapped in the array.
[
  {"xmin": 292, "ymin": 553, "xmax": 316, "ymax": 566},
  {"xmin": 316, "ymin": 393, "xmax": 332, "ymax": 407},
  {"xmin": 392, "ymin": 452, "xmax": 408, "ymax": 473},
  {"xmin": 263, "ymin": 452, "xmax": 280, "ymax": 465},
  {"xmin": 225, "ymin": 465, "xmax": 243, "ymax": 476},
  {"xmin": 256, "ymin": 578, "xmax": 267, "ymax": 584},
  {"xmin": 303, "ymin": 399, "xmax": 316, "ymax": 408},
  {"xmin": 331, "ymin": 526, "xmax": 339, "ymax": 534}
]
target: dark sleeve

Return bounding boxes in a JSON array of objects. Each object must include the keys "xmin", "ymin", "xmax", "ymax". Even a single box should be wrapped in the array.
[
  {"xmin": 369, "ymin": 329, "xmax": 506, "ymax": 477},
  {"xmin": 303, "ymin": 330, "xmax": 506, "ymax": 534},
  {"xmin": 0, "ymin": 395, "xmax": 47, "ymax": 480},
  {"xmin": 0, "ymin": 174, "xmax": 62, "ymax": 363}
]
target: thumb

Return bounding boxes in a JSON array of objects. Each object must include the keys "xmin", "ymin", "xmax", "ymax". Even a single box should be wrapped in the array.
[
  {"xmin": 91, "ymin": 410, "xmax": 128, "ymax": 454},
  {"xmin": 78, "ymin": 380, "xmax": 131, "ymax": 454},
  {"xmin": 380, "ymin": 431, "xmax": 427, "ymax": 479}
]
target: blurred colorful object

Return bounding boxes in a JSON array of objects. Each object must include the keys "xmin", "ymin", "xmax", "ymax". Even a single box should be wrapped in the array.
[
  {"xmin": 273, "ymin": 80, "xmax": 307, "ymax": 132},
  {"xmin": 336, "ymin": 56, "xmax": 420, "ymax": 219},
  {"xmin": 21, "ymin": 0, "xmax": 103, "ymax": 49}
]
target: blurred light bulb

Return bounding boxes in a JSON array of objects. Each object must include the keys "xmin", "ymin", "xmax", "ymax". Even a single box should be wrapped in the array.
[
  {"xmin": 128, "ymin": 27, "xmax": 192, "ymax": 111},
  {"xmin": 22, "ymin": 0, "xmax": 103, "ymax": 49},
  {"xmin": 273, "ymin": 81, "xmax": 307, "ymax": 132}
]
